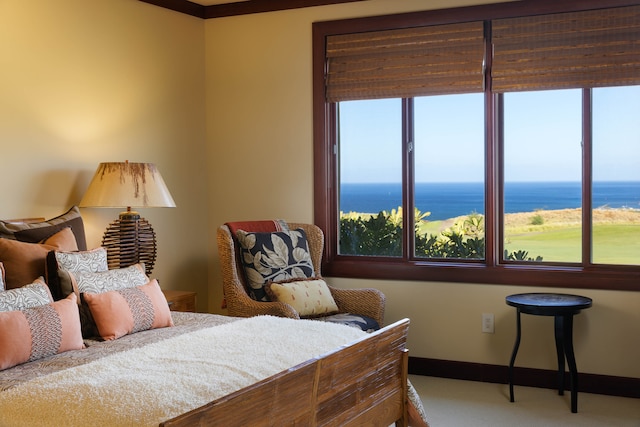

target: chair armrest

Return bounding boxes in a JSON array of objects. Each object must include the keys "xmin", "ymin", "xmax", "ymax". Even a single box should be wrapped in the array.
[{"xmin": 329, "ymin": 286, "xmax": 386, "ymax": 327}]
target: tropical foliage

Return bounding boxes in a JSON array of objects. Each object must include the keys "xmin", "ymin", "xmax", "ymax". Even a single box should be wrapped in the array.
[{"xmin": 339, "ymin": 207, "xmax": 543, "ymax": 261}]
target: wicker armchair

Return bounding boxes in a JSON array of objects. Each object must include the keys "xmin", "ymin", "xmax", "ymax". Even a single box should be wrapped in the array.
[{"xmin": 217, "ymin": 222, "xmax": 386, "ymax": 327}]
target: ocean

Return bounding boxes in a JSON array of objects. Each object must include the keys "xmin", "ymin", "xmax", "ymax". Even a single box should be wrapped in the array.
[{"xmin": 339, "ymin": 182, "xmax": 640, "ymax": 221}]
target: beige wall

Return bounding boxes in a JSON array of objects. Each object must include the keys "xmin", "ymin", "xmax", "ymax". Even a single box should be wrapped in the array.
[
  {"xmin": 205, "ymin": 0, "xmax": 640, "ymax": 379},
  {"xmin": 1, "ymin": 0, "xmax": 637, "ymax": 381},
  {"xmin": 1, "ymin": 0, "xmax": 209, "ymax": 308}
]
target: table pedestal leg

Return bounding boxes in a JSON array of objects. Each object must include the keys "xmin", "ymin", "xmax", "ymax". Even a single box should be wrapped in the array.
[
  {"xmin": 554, "ymin": 316, "xmax": 565, "ymax": 396},
  {"xmin": 563, "ymin": 315, "xmax": 578, "ymax": 413},
  {"xmin": 508, "ymin": 309, "xmax": 522, "ymax": 403},
  {"xmin": 554, "ymin": 314, "xmax": 579, "ymax": 413}
]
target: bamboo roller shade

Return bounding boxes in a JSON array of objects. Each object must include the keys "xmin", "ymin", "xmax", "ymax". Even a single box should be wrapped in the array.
[
  {"xmin": 492, "ymin": 5, "xmax": 640, "ymax": 92},
  {"xmin": 325, "ymin": 21, "xmax": 486, "ymax": 102},
  {"xmin": 324, "ymin": 5, "xmax": 640, "ymax": 101}
]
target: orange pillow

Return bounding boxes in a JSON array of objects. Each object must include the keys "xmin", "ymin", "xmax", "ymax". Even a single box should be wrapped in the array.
[
  {"xmin": 83, "ymin": 279, "xmax": 173, "ymax": 340},
  {"xmin": 0, "ymin": 227, "xmax": 78, "ymax": 290},
  {"xmin": 0, "ymin": 293, "xmax": 83, "ymax": 371}
]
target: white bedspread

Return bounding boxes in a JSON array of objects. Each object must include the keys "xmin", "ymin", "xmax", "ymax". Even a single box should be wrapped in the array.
[{"xmin": 0, "ymin": 316, "xmax": 365, "ymax": 427}]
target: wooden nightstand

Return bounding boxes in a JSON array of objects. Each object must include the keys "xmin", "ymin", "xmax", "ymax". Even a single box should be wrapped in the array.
[{"xmin": 162, "ymin": 290, "xmax": 197, "ymax": 313}]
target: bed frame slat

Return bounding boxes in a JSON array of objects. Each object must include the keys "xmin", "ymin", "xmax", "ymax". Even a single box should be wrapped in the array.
[
  {"xmin": 160, "ymin": 318, "xmax": 410, "ymax": 427},
  {"xmin": 160, "ymin": 359, "xmax": 318, "ymax": 426},
  {"xmin": 315, "ymin": 319, "xmax": 410, "ymax": 427}
]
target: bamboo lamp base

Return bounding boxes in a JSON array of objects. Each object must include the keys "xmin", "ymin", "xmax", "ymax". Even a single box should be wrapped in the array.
[{"xmin": 101, "ymin": 210, "xmax": 157, "ymax": 276}]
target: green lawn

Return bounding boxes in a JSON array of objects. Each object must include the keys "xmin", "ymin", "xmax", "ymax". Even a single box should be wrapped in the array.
[
  {"xmin": 593, "ymin": 224, "xmax": 640, "ymax": 265},
  {"xmin": 349, "ymin": 211, "xmax": 640, "ymax": 264},
  {"xmin": 505, "ymin": 224, "xmax": 640, "ymax": 264},
  {"xmin": 422, "ymin": 220, "xmax": 640, "ymax": 264}
]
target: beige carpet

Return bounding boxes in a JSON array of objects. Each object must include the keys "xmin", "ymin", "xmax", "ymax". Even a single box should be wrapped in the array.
[{"xmin": 409, "ymin": 375, "xmax": 640, "ymax": 427}]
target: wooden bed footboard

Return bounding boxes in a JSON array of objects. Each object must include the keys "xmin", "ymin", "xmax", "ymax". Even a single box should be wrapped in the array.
[{"xmin": 160, "ymin": 318, "xmax": 410, "ymax": 427}]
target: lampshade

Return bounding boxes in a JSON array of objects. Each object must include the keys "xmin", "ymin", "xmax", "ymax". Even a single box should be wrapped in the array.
[
  {"xmin": 79, "ymin": 162, "xmax": 175, "ymax": 209},
  {"xmin": 79, "ymin": 161, "xmax": 175, "ymax": 276}
]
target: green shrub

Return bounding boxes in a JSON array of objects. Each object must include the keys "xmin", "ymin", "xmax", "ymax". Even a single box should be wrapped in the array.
[
  {"xmin": 531, "ymin": 214, "xmax": 544, "ymax": 225},
  {"xmin": 504, "ymin": 249, "xmax": 544, "ymax": 262},
  {"xmin": 339, "ymin": 208, "xmax": 543, "ymax": 261},
  {"xmin": 339, "ymin": 211, "xmax": 402, "ymax": 256}
]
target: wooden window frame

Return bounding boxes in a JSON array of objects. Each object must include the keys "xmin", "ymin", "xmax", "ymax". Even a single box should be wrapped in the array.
[{"xmin": 313, "ymin": 0, "xmax": 640, "ymax": 291}]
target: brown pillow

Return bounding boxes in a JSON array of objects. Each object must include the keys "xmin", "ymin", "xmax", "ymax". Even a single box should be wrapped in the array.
[
  {"xmin": 0, "ymin": 228, "xmax": 78, "ymax": 290},
  {"xmin": 0, "ymin": 206, "xmax": 87, "ymax": 251}
]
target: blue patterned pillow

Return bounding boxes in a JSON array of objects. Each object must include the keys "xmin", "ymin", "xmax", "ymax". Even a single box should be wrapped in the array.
[{"xmin": 236, "ymin": 228, "xmax": 315, "ymax": 301}]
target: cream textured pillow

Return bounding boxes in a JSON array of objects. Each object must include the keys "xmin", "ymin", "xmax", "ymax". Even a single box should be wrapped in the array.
[
  {"xmin": 0, "ymin": 278, "xmax": 53, "ymax": 312},
  {"xmin": 83, "ymin": 279, "xmax": 173, "ymax": 340},
  {"xmin": 0, "ymin": 262, "xmax": 4, "ymax": 292},
  {"xmin": 69, "ymin": 263, "xmax": 148, "ymax": 298},
  {"xmin": 0, "ymin": 293, "xmax": 83, "ymax": 371},
  {"xmin": 54, "ymin": 247, "xmax": 108, "ymax": 272},
  {"xmin": 46, "ymin": 247, "xmax": 108, "ymax": 300},
  {"xmin": 266, "ymin": 278, "xmax": 339, "ymax": 318}
]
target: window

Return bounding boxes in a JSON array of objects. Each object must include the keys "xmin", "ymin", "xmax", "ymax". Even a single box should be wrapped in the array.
[
  {"xmin": 592, "ymin": 86, "xmax": 640, "ymax": 265},
  {"xmin": 414, "ymin": 94, "xmax": 485, "ymax": 260},
  {"xmin": 313, "ymin": 1, "xmax": 640, "ymax": 290},
  {"xmin": 338, "ymin": 98, "xmax": 404, "ymax": 257},
  {"xmin": 502, "ymin": 89, "xmax": 583, "ymax": 263}
]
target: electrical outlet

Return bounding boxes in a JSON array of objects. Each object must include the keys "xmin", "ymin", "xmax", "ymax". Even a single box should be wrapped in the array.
[{"xmin": 482, "ymin": 313, "xmax": 495, "ymax": 334}]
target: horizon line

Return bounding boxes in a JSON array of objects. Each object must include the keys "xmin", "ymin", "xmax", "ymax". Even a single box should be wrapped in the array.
[{"xmin": 342, "ymin": 180, "xmax": 640, "ymax": 184}]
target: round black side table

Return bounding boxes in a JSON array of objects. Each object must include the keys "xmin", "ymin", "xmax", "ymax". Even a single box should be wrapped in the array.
[{"xmin": 506, "ymin": 293, "xmax": 592, "ymax": 413}]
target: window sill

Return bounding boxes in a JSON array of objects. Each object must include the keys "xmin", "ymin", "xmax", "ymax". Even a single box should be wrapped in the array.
[{"xmin": 322, "ymin": 257, "xmax": 640, "ymax": 291}]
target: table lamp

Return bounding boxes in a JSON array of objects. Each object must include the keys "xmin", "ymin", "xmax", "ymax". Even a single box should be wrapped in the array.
[{"xmin": 79, "ymin": 161, "xmax": 176, "ymax": 275}]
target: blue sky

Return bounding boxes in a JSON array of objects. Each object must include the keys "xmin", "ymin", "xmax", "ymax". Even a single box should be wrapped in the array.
[{"xmin": 339, "ymin": 86, "xmax": 640, "ymax": 183}]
